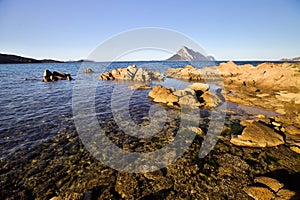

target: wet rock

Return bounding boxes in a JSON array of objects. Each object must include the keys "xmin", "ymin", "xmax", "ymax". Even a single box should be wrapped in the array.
[
  {"xmin": 254, "ymin": 176, "xmax": 284, "ymax": 192},
  {"xmin": 244, "ymin": 186, "xmax": 274, "ymax": 200},
  {"xmin": 230, "ymin": 121, "xmax": 285, "ymax": 147}
]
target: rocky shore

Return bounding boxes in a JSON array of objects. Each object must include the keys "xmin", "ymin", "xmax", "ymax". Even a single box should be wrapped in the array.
[
  {"xmin": 95, "ymin": 61, "xmax": 300, "ymax": 199},
  {"xmin": 1, "ymin": 62, "xmax": 299, "ymax": 199}
]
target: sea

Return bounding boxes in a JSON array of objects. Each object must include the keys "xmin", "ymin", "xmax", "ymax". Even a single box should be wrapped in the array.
[{"xmin": 0, "ymin": 60, "xmax": 285, "ymax": 198}]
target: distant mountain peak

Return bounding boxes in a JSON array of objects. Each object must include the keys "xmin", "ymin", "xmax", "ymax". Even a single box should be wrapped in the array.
[{"xmin": 166, "ymin": 46, "xmax": 215, "ymax": 61}]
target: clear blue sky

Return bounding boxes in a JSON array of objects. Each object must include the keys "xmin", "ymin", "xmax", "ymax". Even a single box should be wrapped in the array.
[{"xmin": 0, "ymin": 0, "xmax": 299, "ymax": 61}]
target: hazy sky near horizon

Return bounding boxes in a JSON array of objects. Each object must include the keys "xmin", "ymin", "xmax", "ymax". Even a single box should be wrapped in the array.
[{"xmin": 0, "ymin": 0, "xmax": 299, "ymax": 61}]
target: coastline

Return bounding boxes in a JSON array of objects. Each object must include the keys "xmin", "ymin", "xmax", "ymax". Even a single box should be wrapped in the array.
[{"xmin": 1, "ymin": 61, "xmax": 299, "ymax": 199}]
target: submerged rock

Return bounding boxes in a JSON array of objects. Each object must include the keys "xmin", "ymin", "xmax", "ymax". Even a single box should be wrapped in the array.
[
  {"xmin": 244, "ymin": 186, "xmax": 274, "ymax": 200},
  {"xmin": 230, "ymin": 121, "xmax": 284, "ymax": 147},
  {"xmin": 254, "ymin": 176, "xmax": 284, "ymax": 192}
]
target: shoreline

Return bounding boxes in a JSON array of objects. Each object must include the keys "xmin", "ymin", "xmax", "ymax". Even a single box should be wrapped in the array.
[{"xmin": 1, "ymin": 61, "xmax": 300, "ymax": 199}]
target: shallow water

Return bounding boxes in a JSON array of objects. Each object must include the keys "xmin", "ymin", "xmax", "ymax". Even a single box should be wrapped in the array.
[{"xmin": 0, "ymin": 60, "xmax": 287, "ymax": 198}]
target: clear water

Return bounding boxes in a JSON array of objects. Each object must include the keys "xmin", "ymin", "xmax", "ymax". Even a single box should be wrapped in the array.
[{"xmin": 0, "ymin": 60, "xmax": 282, "ymax": 159}]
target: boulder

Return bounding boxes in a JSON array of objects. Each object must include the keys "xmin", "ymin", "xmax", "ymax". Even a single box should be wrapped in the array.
[
  {"xmin": 173, "ymin": 87, "xmax": 195, "ymax": 97},
  {"xmin": 189, "ymin": 83, "xmax": 210, "ymax": 92},
  {"xmin": 230, "ymin": 121, "xmax": 285, "ymax": 147},
  {"xmin": 200, "ymin": 91, "xmax": 222, "ymax": 108},
  {"xmin": 178, "ymin": 95, "xmax": 199, "ymax": 106},
  {"xmin": 43, "ymin": 69, "xmax": 72, "ymax": 82},
  {"xmin": 52, "ymin": 71, "xmax": 67, "ymax": 79},
  {"xmin": 148, "ymin": 85, "xmax": 178, "ymax": 105}
]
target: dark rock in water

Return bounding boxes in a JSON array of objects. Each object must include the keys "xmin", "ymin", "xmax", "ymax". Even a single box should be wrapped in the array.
[
  {"xmin": 43, "ymin": 70, "xmax": 72, "ymax": 82},
  {"xmin": 44, "ymin": 69, "xmax": 52, "ymax": 77}
]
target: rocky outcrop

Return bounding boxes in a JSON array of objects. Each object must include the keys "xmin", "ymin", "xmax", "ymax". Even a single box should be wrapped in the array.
[
  {"xmin": 43, "ymin": 70, "xmax": 72, "ymax": 82},
  {"xmin": 98, "ymin": 65, "xmax": 163, "ymax": 82},
  {"xmin": 148, "ymin": 84, "xmax": 222, "ymax": 109},
  {"xmin": 165, "ymin": 65, "xmax": 204, "ymax": 81},
  {"xmin": 230, "ymin": 121, "xmax": 284, "ymax": 147}
]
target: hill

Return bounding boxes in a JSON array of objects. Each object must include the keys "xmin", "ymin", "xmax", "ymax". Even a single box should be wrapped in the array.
[
  {"xmin": 0, "ymin": 53, "xmax": 62, "ymax": 64},
  {"xmin": 166, "ymin": 46, "xmax": 215, "ymax": 61}
]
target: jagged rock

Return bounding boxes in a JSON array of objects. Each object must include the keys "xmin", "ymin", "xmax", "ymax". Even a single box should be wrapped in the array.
[
  {"xmin": 230, "ymin": 121, "xmax": 285, "ymax": 147},
  {"xmin": 254, "ymin": 177, "xmax": 284, "ymax": 192},
  {"xmin": 244, "ymin": 186, "xmax": 274, "ymax": 200},
  {"xmin": 148, "ymin": 85, "xmax": 178, "ymax": 104}
]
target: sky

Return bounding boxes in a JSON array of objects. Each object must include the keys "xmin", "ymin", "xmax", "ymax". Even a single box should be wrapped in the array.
[{"xmin": 0, "ymin": 0, "xmax": 299, "ymax": 61}]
